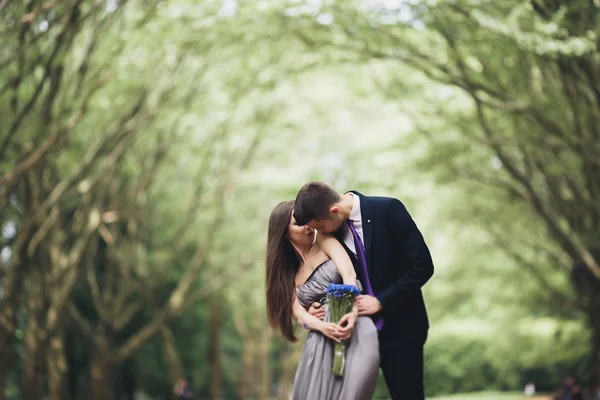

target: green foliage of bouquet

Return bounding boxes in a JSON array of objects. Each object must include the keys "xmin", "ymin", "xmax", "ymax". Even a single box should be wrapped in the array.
[{"xmin": 326, "ymin": 283, "xmax": 360, "ymax": 377}]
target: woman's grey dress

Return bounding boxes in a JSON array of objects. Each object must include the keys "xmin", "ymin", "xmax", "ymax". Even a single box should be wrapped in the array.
[{"xmin": 292, "ymin": 260, "xmax": 380, "ymax": 400}]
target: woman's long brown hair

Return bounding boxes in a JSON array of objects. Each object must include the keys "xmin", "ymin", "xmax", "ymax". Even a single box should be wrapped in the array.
[{"xmin": 266, "ymin": 200, "xmax": 300, "ymax": 342}]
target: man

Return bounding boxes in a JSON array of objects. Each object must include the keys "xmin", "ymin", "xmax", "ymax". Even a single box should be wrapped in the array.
[
  {"xmin": 294, "ymin": 182, "xmax": 434, "ymax": 400},
  {"xmin": 556, "ymin": 377, "xmax": 576, "ymax": 400},
  {"xmin": 174, "ymin": 376, "xmax": 194, "ymax": 400}
]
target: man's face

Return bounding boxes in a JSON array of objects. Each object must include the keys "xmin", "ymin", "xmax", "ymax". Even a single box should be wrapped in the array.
[{"xmin": 306, "ymin": 209, "xmax": 345, "ymax": 234}]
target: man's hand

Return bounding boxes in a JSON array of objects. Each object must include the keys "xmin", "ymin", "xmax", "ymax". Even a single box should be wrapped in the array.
[
  {"xmin": 356, "ymin": 295, "xmax": 382, "ymax": 316},
  {"xmin": 308, "ymin": 302, "xmax": 326, "ymax": 320}
]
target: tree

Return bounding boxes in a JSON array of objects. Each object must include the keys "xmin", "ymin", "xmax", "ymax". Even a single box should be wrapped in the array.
[
  {"xmin": 282, "ymin": 0, "xmax": 600, "ymax": 382},
  {"xmin": 0, "ymin": 1, "xmax": 163, "ymax": 397},
  {"xmin": 0, "ymin": 0, "xmax": 294, "ymax": 398}
]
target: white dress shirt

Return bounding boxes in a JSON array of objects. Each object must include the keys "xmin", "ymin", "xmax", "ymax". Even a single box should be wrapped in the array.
[{"xmin": 342, "ymin": 193, "xmax": 364, "ymax": 256}]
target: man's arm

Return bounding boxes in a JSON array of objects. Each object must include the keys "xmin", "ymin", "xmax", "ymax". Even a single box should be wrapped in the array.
[{"xmin": 376, "ymin": 198, "xmax": 434, "ymax": 310}]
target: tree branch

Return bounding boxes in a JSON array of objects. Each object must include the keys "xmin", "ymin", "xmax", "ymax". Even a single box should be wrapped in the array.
[
  {"xmin": 0, "ymin": 111, "xmax": 83, "ymax": 187},
  {"xmin": 0, "ymin": 0, "xmax": 85, "ymax": 158}
]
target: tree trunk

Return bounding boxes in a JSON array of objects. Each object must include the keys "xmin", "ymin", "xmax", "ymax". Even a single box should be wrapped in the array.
[
  {"xmin": 123, "ymin": 369, "xmax": 135, "ymax": 400},
  {"xmin": 277, "ymin": 341, "xmax": 303, "ymax": 400},
  {"xmin": 48, "ymin": 330, "xmax": 68, "ymax": 400},
  {"xmin": 20, "ymin": 322, "xmax": 49, "ymax": 400},
  {"xmin": 208, "ymin": 297, "xmax": 223, "ymax": 400},
  {"xmin": 257, "ymin": 328, "xmax": 272, "ymax": 400},
  {"xmin": 589, "ymin": 296, "xmax": 600, "ymax": 384},
  {"xmin": 90, "ymin": 339, "xmax": 113, "ymax": 400},
  {"xmin": 0, "ymin": 310, "xmax": 17, "ymax": 400},
  {"xmin": 160, "ymin": 326, "xmax": 182, "ymax": 400},
  {"xmin": 572, "ymin": 255, "xmax": 600, "ymax": 384},
  {"xmin": 0, "ymin": 233, "xmax": 31, "ymax": 399},
  {"xmin": 115, "ymin": 361, "xmax": 136, "ymax": 400},
  {"xmin": 20, "ymin": 271, "xmax": 49, "ymax": 400},
  {"xmin": 236, "ymin": 339, "xmax": 255, "ymax": 400}
]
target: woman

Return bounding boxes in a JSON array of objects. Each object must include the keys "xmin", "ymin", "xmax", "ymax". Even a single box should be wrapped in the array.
[{"xmin": 266, "ymin": 201, "xmax": 379, "ymax": 400}]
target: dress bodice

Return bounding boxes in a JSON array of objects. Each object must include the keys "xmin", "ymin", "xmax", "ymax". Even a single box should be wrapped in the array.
[{"xmin": 296, "ymin": 260, "xmax": 342, "ymax": 308}]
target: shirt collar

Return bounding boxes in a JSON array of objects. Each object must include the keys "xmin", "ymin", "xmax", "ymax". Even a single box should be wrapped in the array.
[{"xmin": 348, "ymin": 192, "xmax": 361, "ymax": 222}]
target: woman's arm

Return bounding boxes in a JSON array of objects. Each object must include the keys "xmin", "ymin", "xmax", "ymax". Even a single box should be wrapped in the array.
[
  {"xmin": 292, "ymin": 295, "xmax": 341, "ymax": 343},
  {"xmin": 316, "ymin": 234, "xmax": 357, "ymax": 286},
  {"xmin": 315, "ymin": 234, "xmax": 359, "ymax": 340}
]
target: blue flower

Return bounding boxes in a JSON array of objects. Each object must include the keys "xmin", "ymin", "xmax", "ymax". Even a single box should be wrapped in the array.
[{"xmin": 326, "ymin": 283, "xmax": 360, "ymax": 296}]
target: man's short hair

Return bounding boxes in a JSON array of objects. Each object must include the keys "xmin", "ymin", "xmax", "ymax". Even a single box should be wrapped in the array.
[{"xmin": 293, "ymin": 182, "xmax": 340, "ymax": 225}]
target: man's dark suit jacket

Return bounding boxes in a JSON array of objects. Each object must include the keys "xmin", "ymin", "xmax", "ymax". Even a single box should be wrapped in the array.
[{"xmin": 337, "ymin": 191, "xmax": 434, "ymax": 340}]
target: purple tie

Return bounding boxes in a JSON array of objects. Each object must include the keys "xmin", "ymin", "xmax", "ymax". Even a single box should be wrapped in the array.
[{"xmin": 347, "ymin": 220, "xmax": 384, "ymax": 331}]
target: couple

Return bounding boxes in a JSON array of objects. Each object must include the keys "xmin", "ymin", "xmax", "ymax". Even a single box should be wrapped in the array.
[{"xmin": 266, "ymin": 182, "xmax": 434, "ymax": 400}]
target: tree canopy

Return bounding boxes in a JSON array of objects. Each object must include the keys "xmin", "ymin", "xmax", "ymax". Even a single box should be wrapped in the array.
[{"xmin": 1, "ymin": 0, "xmax": 598, "ymax": 399}]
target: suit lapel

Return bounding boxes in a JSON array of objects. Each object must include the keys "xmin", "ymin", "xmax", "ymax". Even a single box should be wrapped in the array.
[{"xmin": 349, "ymin": 191, "xmax": 373, "ymax": 274}]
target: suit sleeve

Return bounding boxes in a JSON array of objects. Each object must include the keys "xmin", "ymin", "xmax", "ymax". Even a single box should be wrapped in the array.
[{"xmin": 376, "ymin": 198, "xmax": 434, "ymax": 310}]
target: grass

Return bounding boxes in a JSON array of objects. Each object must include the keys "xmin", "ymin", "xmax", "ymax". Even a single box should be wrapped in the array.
[{"xmin": 429, "ymin": 392, "xmax": 527, "ymax": 400}]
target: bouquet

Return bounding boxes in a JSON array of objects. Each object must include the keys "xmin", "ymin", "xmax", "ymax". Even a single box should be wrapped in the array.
[{"xmin": 325, "ymin": 283, "xmax": 360, "ymax": 377}]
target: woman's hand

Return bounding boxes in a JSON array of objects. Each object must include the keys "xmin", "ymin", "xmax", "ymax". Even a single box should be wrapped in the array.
[
  {"xmin": 317, "ymin": 321, "xmax": 342, "ymax": 343},
  {"xmin": 336, "ymin": 309, "xmax": 358, "ymax": 341}
]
